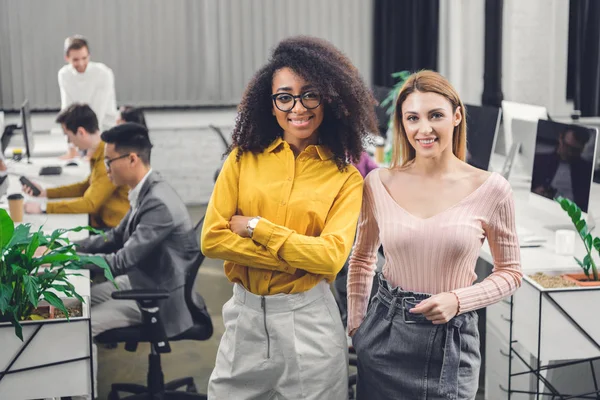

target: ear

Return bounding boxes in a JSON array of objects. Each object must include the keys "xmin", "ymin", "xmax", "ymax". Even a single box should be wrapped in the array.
[
  {"xmin": 76, "ymin": 127, "xmax": 86, "ymax": 136},
  {"xmin": 454, "ymin": 106, "xmax": 462, "ymax": 127},
  {"xmin": 64, "ymin": 55, "xmax": 69, "ymax": 63}
]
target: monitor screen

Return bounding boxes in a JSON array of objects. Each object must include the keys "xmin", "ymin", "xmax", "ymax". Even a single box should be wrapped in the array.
[
  {"xmin": 465, "ymin": 104, "xmax": 501, "ymax": 170},
  {"xmin": 20, "ymin": 100, "xmax": 34, "ymax": 160},
  {"xmin": 531, "ymin": 120, "xmax": 597, "ymax": 212}
]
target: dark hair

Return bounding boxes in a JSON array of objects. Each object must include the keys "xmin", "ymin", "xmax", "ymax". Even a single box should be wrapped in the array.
[
  {"xmin": 56, "ymin": 104, "xmax": 99, "ymax": 134},
  {"xmin": 231, "ymin": 36, "xmax": 378, "ymax": 170},
  {"xmin": 101, "ymin": 123, "xmax": 153, "ymax": 165},
  {"xmin": 562, "ymin": 128, "xmax": 590, "ymax": 145},
  {"xmin": 64, "ymin": 35, "xmax": 89, "ymax": 56},
  {"xmin": 119, "ymin": 106, "xmax": 147, "ymax": 127}
]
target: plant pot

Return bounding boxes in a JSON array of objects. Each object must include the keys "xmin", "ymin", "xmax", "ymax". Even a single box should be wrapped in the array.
[
  {"xmin": 562, "ymin": 273, "xmax": 600, "ymax": 287},
  {"xmin": 26, "ymin": 300, "xmax": 83, "ymax": 321}
]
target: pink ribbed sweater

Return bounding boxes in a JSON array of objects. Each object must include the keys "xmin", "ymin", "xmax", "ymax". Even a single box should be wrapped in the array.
[{"xmin": 347, "ymin": 170, "xmax": 522, "ymax": 333}]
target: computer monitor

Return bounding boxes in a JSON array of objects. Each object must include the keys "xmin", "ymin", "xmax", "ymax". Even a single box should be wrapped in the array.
[
  {"xmin": 465, "ymin": 104, "xmax": 501, "ymax": 171},
  {"xmin": 20, "ymin": 100, "xmax": 34, "ymax": 162},
  {"xmin": 511, "ymin": 118, "xmax": 539, "ymax": 180},
  {"xmin": 529, "ymin": 120, "xmax": 598, "ymax": 227},
  {"xmin": 551, "ymin": 117, "xmax": 600, "ymax": 184},
  {"xmin": 500, "ymin": 101, "xmax": 548, "ymax": 155}
]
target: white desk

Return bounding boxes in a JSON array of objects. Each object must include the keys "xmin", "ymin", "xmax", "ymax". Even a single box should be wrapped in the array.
[
  {"xmin": 6, "ymin": 131, "xmax": 69, "ymax": 158},
  {"xmin": 0, "ymin": 157, "xmax": 90, "ymax": 240},
  {"xmin": 483, "ymin": 152, "xmax": 600, "ymax": 399},
  {"xmin": 0, "ymin": 270, "xmax": 94, "ymax": 399},
  {"xmin": 0, "ymin": 155, "xmax": 100, "ymax": 398}
]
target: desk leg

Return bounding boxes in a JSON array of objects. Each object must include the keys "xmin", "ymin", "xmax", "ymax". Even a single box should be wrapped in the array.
[{"xmin": 88, "ymin": 319, "xmax": 95, "ymax": 399}]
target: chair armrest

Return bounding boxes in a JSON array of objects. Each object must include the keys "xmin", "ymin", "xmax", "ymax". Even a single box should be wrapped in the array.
[{"xmin": 111, "ymin": 289, "xmax": 170, "ymax": 301}]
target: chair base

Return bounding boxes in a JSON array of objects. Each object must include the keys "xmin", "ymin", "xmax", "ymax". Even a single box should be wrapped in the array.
[{"xmin": 108, "ymin": 377, "xmax": 206, "ymax": 400}]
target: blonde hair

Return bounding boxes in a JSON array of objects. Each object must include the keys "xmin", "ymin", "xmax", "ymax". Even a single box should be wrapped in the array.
[{"xmin": 391, "ymin": 70, "xmax": 467, "ymax": 168}]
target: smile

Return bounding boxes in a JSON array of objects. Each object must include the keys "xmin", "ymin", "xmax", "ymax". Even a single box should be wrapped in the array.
[
  {"xmin": 417, "ymin": 138, "xmax": 437, "ymax": 145},
  {"xmin": 288, "ymin": 116, "xmax": 314, "ymax": 126}
]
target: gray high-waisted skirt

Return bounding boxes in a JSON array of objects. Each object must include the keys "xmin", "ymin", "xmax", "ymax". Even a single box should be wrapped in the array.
[{"xmin": 353, "ymin": 274, "xmax": 481, "ymax": 400}]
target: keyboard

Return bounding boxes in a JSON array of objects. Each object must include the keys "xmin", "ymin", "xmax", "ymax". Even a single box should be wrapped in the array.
[
  {"xmin": 517, "ymin": 226, "xmax": 546, "ymax": 247},
  {"xmin": 39, "ymin": 165, "xmax": 63, "ymax": 176}
]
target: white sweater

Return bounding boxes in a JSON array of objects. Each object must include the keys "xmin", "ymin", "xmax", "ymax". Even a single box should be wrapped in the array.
[{"xmin": 58, "ymin": 61, "xmax": 118, "ymax": 130}]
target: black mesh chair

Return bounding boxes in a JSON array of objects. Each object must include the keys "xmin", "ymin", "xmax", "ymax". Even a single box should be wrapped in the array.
[{"xmin": 95, "ymin": 217, "xmax": 213, "ymax": 400}]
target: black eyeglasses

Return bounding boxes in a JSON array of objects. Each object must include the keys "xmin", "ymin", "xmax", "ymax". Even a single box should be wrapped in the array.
[
  {"xmin": 271, "ymin": 91, "xmax": 322, "ymax": 112},
  {"xmin": 104, "ymin": 154, "xmax": 130, "ymax": 170}
]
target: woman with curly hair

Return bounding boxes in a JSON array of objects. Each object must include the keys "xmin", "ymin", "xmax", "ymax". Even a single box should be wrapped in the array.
[
  {"xmin": 201, "ymin": 36, "xmax": 378, "ymax": 399},
  {"xmin": 348, "ymin": 70, "xmax": 522, "ymax": 399}
]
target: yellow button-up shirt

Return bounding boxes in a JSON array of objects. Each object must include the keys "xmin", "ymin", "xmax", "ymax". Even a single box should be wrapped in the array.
[{"xmin": 201, "ymin": 137, "xmax": 363, "ymax": 295}]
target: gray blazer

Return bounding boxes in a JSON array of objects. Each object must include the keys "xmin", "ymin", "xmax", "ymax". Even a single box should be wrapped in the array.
[{"xmin": 77, "ymin": 171, "xmax": 199, "ymax": 337}]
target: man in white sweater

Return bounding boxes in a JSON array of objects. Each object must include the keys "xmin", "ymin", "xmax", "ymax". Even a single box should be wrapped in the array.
[{"xmin": 58, "ymin": 35, "xmax": 118, "ymax": 132}]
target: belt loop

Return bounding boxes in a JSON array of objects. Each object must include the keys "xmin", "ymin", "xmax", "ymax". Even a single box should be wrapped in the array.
[
  {"xmin": 385, "ymin": 296, "xmax": 398, "ymax": 321},
  {"xmin": 438, "ymin": 318, "xmax": 464, "ymax": 399}
]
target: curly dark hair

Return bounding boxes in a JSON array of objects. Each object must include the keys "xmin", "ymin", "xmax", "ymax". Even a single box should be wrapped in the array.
[{"xmin": 230, "ymin": 36, "xmax": 378, "ymax": 170}]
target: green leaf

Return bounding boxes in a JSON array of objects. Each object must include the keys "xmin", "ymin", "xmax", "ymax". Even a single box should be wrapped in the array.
[
  {"xmin": 584, "ymin": 254, "xmax": 592, "ymax": 267},
  {"xmin": 34, "ymin": 252, "xmax": 78, "ymax": 266},
  {"xmin": 7, "ymin": 223, "xmax": 31, "ymax": 247},
  {"xmin": 12, "ymin": 319, "xmax": 23, "ymax": 341},
  {"xmin": 573, "ymin": 208, "xmax": 582, "ymax": 224},
  {"xmin": 0, "ymin": 208, "xmax": 14, "ymax": 249},
  {"xmin": 22, "ymin": 275, "xmax": 39, "ymax": 308},
  {"xmin": 586, "ymin": 234, "xmax": 593, "ymax": 250},
  {"xmin": 25, "ymin": 232, "xmax": 40, "ymax": 259},
  {"xmin": 42, "ymin": 291, "xmax": 69, "ymax": 320},
  {"xmin": 11, "ymin": 264, "xmax": 29, "ymax": 276},
  {"xmin": 0, "ymin": 283, "xmax": 13, "ymax": 313},
  {"xmin": 568, "ymin": 204, "xmax": 577, "ymax": 217},
  {"xmin": 78, "ymin": 255, "xmax": 115, "ymax": 283},
  {"xmin": 594, "ymin": 237, "xmax": 600, "ymax": 251},
  {"xmin": 576, "ymin": 220, "xmax": 587, "ymax": 236}
]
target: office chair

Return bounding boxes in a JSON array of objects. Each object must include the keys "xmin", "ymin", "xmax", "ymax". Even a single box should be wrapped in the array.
[{"xmin": 95, "ymin": 217, "xmax": 213, "ymax": 400}]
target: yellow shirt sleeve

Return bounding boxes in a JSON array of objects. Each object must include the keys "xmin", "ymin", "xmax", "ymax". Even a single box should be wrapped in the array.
[
  {"xmin": 46, "ymin": 157, "xmax": 119, "ymax": 215},
  {"xmin": 252, "ymin": 170, "xmax": 363, "ymax": 276},
  {"xmin": 201, "ymin": 150, "xmax": 296, "ymax": 274},
  {"xmin": 46, "ymin": 179, "xmax": 89, "ymax": 199}
]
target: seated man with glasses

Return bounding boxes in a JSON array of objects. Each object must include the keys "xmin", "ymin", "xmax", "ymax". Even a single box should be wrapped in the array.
[
  {"xmin": 22, "ymin": 103, "xmax": 129, "ymax": 230},
  {"xmin": 66, "ymin": 122, "xmax": 200, "ymax": 399}
]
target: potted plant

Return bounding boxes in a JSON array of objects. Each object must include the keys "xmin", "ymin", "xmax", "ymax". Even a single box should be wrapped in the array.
[
  {"xmin": 377, "ymin": 70, "xmax": 411, "ymax": 165},
  {"xmin": 0, "ymin": 208, "xmax": 114, "ymax": 340},
  {"xmin": 554, "ymin": 196, "xmax": 600, "ymax": 286},
  {"xmin": 379, "ymin": 70, "xmax": 411, "ymax": 127}
]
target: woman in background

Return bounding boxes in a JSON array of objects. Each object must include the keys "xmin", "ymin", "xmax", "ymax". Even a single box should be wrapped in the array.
[{"xmin": 117, "ymin": 106, "xmax": 147, "ymax": 127}]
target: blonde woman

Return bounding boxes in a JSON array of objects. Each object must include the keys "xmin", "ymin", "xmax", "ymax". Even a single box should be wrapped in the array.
[{"xmin": 347, "ymin": 70, "xmax": 522, "ymax": 399}]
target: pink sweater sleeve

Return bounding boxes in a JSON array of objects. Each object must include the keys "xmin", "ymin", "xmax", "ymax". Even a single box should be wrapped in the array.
[
  {"xmin": 347, "ymin": 175, "xmax": 381, "ymax": 333},
  {"xmin": 451, "ymin": 192, "xmax": 523, "ymax": 313}
]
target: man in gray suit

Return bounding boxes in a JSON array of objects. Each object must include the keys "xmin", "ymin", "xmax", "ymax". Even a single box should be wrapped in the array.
[{"xmin": 74, "ymin": 122, "xmax": 199, "ymax": 399}]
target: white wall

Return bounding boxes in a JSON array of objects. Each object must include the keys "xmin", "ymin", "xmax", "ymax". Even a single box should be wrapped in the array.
[
  {"xmin": 502, "ymin": 0, "xmax": 572, "ymax": 116},
  {"xmin": 438, "ymin": 0, "xmax": 485, "ymax": 106},
  {"xmin": 438, "ymin": 0, "xmax": 573, "ymax": 117},
  {"xmin": 0, "ymin": 0, "xmax": 373, "ymax": 110}
]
